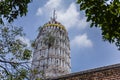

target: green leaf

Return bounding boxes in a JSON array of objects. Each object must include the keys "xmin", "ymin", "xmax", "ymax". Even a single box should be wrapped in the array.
[
  {"xmin": 77, "ymin": 0, "xmax": 120, "ymax": 50},
  {"xmin": 23, "ymin": 49, "xmax": 31, "ymax": 60}
]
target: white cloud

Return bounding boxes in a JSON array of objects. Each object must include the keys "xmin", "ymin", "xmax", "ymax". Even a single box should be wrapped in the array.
[
  {"xmin": 71, "ymin": 34, "xmax": 93, "ymax": 48},
  {"xmin": 57, "ymin": 3, "xmax": 88, "ymax": 30},
  {"xmin": 17, "ymin": 36, "xmax": 31, "ymax": 47},
  {"xmin": 36, "ymin": 0, "xmax": 62, "ymax": 16},
  {"xmin": 36, "ymin": 0, "xmax": 89, "ymax": 30},
  {"xmin": 36, "ymin": 8, "xmax": 43, "ymax": 16},
  {"xmin": 57, "ymin": 3, "xmax": 79, "ymax": 30},
  {"xmin": 44, "ymin": 0, "xmax": 62, "ymax": 9}
]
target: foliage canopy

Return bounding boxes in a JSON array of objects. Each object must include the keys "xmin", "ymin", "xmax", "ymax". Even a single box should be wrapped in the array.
[
  {"xmin": 0, "ymin": 0, "xmax": 32, "ymax": 24},
  {"xmin": 0, "ymin": 0, "xmax": 32, "ymax": 79},
  {"xmin": 0, "ymin": 25, "xmax": 31, "ymax": 80},
  {"xmin": 77, "ymin": 0, "xmax": 120, "ymax": 50}
]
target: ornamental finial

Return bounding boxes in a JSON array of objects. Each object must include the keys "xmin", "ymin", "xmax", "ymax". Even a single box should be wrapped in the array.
[{"xmin": 51, "ymin": 9, "xmax": 57, "ymax": 21}]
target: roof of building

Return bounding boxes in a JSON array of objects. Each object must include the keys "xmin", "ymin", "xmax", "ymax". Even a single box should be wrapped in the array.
[
  {"xmin": 43, "ymin": 20, "xmax": 66, "ymax": 32},
  {"xmin": 50, "ymin": 63, "xmax": 120, "ymax": 79},
  {"xmin": 42, "ymin": 10, "xmax": 67, "ymax": 32}
]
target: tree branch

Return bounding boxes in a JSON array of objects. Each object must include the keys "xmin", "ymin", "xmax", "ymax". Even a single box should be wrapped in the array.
[
  {"xmin": 0, "ymin": 65, "xmax": 9, "ymax": 75},
  {"xmin": 0, "ymin": 59, "xmax": 30, "ymax": 64}
]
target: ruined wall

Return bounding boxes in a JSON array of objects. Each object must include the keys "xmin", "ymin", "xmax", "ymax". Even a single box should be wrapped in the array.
[{"xmin": 51, "ymin": 64, "xmax": 120, "ymax": 80}]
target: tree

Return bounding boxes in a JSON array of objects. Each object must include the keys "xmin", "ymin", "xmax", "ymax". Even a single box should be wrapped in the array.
[
  {"xmin": 77, "ymin": 0, "xmax": 120, "ymax": 50},
  {"xmin": 0, "ymin": 0, "xmax": 32, "ymax": 79},
  {"xmin": 0, "ymin": 24, "xmax": 31, "ymax": 80},
  {"xmin": 0, "ymin": 0, "xmax": 32, "ymax": 24}
]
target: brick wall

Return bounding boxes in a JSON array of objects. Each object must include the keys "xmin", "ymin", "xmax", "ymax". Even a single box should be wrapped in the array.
[{"xmin": 50, "ymin": 64, "xmax": 120, "ymax": 80}]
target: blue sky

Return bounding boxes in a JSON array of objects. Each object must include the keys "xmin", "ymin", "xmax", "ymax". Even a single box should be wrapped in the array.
[{"xmin": 13, "ymin": 0, "xmax": 120, "ymax": 72}]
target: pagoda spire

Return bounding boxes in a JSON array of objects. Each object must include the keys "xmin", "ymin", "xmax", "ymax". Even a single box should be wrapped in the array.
[{"xmin": 51, "ymin": 9, "xmax": 57, "ymax": 21}]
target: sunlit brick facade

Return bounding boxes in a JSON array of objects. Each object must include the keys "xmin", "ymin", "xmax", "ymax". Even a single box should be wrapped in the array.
[{"xmin": 51, "ymin": 64, "xmax": 120, "ymax": 80}]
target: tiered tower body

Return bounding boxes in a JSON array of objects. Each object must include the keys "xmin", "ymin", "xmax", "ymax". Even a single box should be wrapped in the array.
[{"xmin": 31, "ymin": 15, "xmax": 71, "ymax": 79}]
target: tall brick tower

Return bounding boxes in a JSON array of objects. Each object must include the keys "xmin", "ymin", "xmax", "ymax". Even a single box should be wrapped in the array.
[{"xmin": 31, "ymin": 10, "xmax": 71, "ymax": 79}]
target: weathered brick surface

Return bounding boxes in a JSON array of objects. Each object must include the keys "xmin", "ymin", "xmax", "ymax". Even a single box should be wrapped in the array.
[{"xmin": 50, "ymin": 64, "xmax": 120, "ymax": 80}]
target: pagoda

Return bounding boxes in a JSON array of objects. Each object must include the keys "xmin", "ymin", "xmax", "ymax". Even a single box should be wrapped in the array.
[{"xmin": 31, "ymin": 10, "xmax": 71, "ymax": 79}]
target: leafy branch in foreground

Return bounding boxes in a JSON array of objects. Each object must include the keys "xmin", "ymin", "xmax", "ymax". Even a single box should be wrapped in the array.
[
  {"xmin": 0, "ymin": 0, "xmax": 32, "ymax": 24},
  {"xmin": 77, "ymin": 0, "xmax": 120, "ymax": 50},
  {"xmin": 0, "ymin": 24, "xmax": 32, "ymax": 80}
]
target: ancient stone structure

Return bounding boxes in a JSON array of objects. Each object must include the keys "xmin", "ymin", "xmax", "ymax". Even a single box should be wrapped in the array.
[
  {"xmin": 31, "ymin": 11, "xmax": 120, "ymax": 80},
  {"xmin": 31, "ymin": 11, "xmax": 71, "ymax": 79},
  {"xmin": 51, "ymin": 63, "xmax": 120, "ymax": 80}
]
